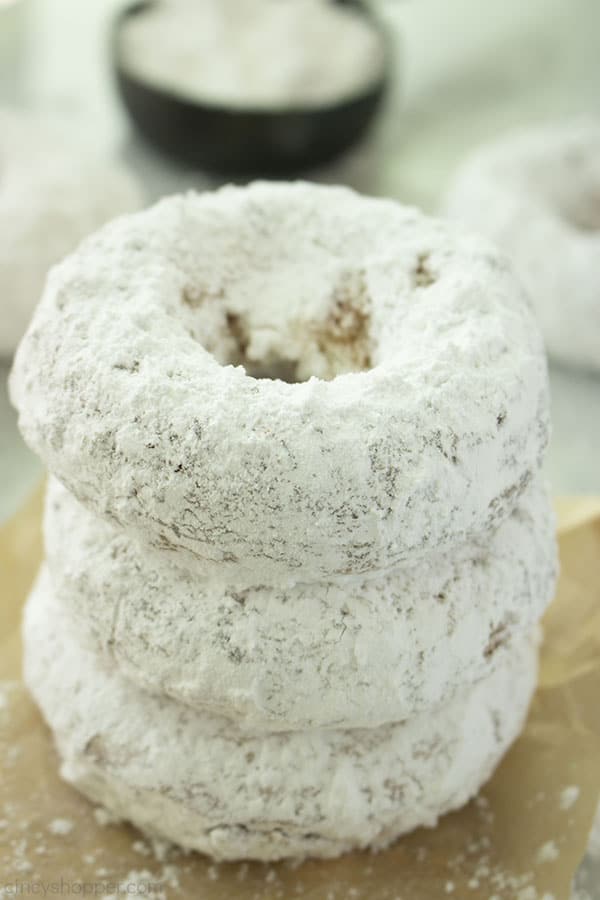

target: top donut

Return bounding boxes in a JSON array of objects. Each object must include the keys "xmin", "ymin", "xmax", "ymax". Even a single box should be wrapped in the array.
[{"xmin": 10, "ymin": 182, "xmax": 549, "ymax": 584}]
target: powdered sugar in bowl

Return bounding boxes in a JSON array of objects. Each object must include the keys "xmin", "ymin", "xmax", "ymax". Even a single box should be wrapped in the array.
[{"xmin": 112, "ymin": 0, "xmax": 390, "ymax": 175}]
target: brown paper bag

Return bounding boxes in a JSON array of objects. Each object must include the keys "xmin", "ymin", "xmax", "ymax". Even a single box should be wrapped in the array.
[{"xmin": 1, "ymin": 485, "xmax": 599, "ymax": 899}]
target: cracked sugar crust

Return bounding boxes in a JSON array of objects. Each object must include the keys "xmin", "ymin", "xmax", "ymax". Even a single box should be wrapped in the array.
[
  {"xmin": 23, "ymin": 570, "xmax": 539, "ymax": 862},
  {"xmin": 44, "ymin": 477, "xmax": 557, "ymax": 732},
  {"xmin": 11, "ymin": 182, "xmax": 549, "ymax": 583},
  {"xmin": 443, "ymin": 117, "xmax": 600, "ymax": 373},
  {"xmin": 0, "ymin": 107, "xmax": 142, "ymax": 357}
]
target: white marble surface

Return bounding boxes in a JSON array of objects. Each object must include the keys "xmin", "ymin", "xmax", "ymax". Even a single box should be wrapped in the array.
[{"xmin": 1, "ymin": 0, "xmax": 599, "ymax": 525}]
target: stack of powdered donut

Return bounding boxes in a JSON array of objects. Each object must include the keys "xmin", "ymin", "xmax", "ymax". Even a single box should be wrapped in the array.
[{"xmin": 10, "ymin": 182, "xmax": 558, "ymax": 862}]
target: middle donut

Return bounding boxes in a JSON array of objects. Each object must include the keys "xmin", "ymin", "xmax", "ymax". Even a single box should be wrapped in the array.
[{"xmin": 45, "ymin": 477, "xmax": 557, "ymax": 732}]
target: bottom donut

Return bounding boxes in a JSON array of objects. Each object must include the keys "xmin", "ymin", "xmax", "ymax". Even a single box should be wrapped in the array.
[{"xmin": 23, "ymin": 568, "xmax": 539, "ymax": 862}]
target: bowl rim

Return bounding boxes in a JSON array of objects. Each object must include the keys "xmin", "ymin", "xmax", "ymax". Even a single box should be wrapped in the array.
[{"xmin": 111, "ymin": 0, "xmax": 392, "ymax": 118}]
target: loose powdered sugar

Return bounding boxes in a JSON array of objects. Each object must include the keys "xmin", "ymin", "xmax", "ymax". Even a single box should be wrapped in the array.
[
  {"xmin": 560, "ymin": 786, "xmax": 581, "ymax": 811},
  {"xmin": 536, "ymin": 840, "xmax": 560, "ymax": 864},
  {"xmin": 118, "ymin": 0, "xmax": 385, "ymax": 110},
  {"xmin": 47, "ymin": 818, "xmax": 74, "ymax": 836}
]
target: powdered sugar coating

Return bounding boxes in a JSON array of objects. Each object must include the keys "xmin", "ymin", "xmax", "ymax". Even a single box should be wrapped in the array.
[
  {"xmin": 11, "ymin": 183, "xmax": 549, "ymax": 583},
  {"xmin": 44, "ymin": 477, "xmax": 557, "ymax": 732},
  {"xmin": 23, "ymin": 570, "xmax": 539, "ymax": 862},
  {"xmin": 0, "ymin": 108, "xmax": 142, "ymax": 357},
  {"xmin": 444, "ymin": 118, "xmax": 600, "ymax": 372}
]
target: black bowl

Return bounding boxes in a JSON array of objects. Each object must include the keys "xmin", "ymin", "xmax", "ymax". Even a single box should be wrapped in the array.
[{"xmin": 112, "ymin": 0, "xmax": 391, "ymax": 177}]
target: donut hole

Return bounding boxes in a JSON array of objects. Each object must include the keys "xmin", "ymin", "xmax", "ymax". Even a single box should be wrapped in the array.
[
  {"xmin": 224, "ymin": 297, "xmax": 372, "ymax": 383},
  {"xmin": 225, "ymin": 313, "xmax": 304, "ymax": 383},
  {"xmin": 181, "ymin": 267, "xmax": 374, "ymax": 383}
]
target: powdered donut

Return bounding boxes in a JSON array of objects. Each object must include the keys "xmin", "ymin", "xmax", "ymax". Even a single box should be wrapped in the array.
[
  {"xmin": 11, "ymin": 183, "xmax": 549, "ymax": 583},
  {"xmin": 444, "ymin": 118, "xmax": 600, "ymax": 372},
  {"xmin": 0, "ymin": 107, "xmax": 141, "ymax": 357},
  {"xmin": 44, "ymin": 476, "xmax": 556, "ymax": 732},
  {"xmin": 23, "ymin": 569, "xmax": 539, "ymax": 862}
]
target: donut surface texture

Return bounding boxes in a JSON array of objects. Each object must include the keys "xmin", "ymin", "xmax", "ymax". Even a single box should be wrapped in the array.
[
  {"xmin": 0, "ymin": 107, "xmax": 141, "ymax": 357},
  {"xmin": 23, "ymin": 569, "xmax": 539, "ymax": 862},
  {"xmin": 44, "ymin": 477, "xmax": 556, "ymax": 731},
  {"xmin": 444, "ymin": 118, "xmax": 600, "ymax": 372},
  {"xmin": 11, "ymin": 183, "xmax": 550, "ymax": 582}
]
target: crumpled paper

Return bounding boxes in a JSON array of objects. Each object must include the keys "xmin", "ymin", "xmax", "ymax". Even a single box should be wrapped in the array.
[{"xmin": 1, "ymin": 485, "xmax": 599, "ymax": 899}]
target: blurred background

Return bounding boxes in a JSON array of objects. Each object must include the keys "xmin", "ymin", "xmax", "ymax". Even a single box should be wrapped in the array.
[{"xmin": 1, "ymin": 0, "xmax": 600, "ymax": 523}]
